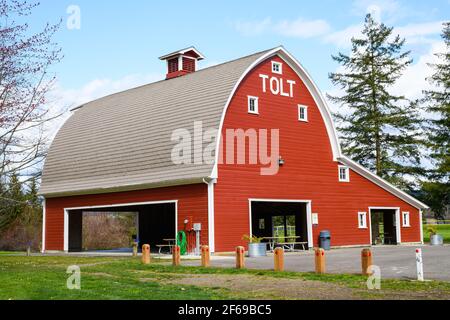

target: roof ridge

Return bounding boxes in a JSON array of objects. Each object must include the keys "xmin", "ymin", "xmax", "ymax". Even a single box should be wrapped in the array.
[{"xmin": 71, "ymin": 47, "xmax": 279, "ymax": 111}]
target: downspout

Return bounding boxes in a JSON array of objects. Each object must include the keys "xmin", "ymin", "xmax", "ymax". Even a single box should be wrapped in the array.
[{"xmin": 203, "ymin": 178, "xmax": 216, "ymax": 252}]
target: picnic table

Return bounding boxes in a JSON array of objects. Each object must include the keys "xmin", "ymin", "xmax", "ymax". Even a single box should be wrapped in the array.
[
  {"xmin": 262, "ymin": 236, "xmax": 307, "ymax": 252},
  {"xmin": 156, "ymin": 238, "xmax": 176, "ymax": 254}
]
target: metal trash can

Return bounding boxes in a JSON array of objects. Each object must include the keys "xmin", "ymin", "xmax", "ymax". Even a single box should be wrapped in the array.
[
  {"xmin": 430, "ymin": 234, "xmax": 443, "ymax": 246},
  {"xmin": 319, "ymin": 230, "xmax": 331, "ymax": 250}
]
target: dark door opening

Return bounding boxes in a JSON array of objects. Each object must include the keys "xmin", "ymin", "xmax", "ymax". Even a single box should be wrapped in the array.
[
  {"xmin": 67, "ymin": 202, "xmax": 176, "ymax": 253},
  {"xmin": 370, "ymin": 209, "xmax": 398, "ymax": 245},
  {"xmin": 251, "ymin": 201, "xmax": 309, "ymax": 250}
]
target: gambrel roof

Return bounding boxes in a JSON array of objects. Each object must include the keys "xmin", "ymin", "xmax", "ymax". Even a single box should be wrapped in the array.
[{"xmin": 40, "ymin": 49, "xmax": 271, "ymax": 197}]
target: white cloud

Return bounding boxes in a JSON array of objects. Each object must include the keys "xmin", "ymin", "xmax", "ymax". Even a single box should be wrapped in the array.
[
  {"xmin": 50, "ymin": 72, "xmax": 164, "ymax": 109},
  {"xmin": 234, "ymin": 17, "xmax": 272, "ymax": 36},
  {"xmin": 323, "ymin": 20, "xmax": 444, "ymax": 48},
  {"xmin": 396, "ymin": 21, "xmax": 444, "ymax": 38},
  {"xmin": 351, "ymin": 0, "xmax": 402, "ymax": 22},
  {"xmin": 234, "ymin": 17, "xmax": 331, "ymax": 38},
  {"xmin": 323, "ymin": 24, "xmax": 363, "ymax": 48},
  {"xmin": 273, "ymin": 18, "xmax": 331, "ymax": 38},
  {"xmin": 366, "ymin": 4, "xmax": 382, "ymax": 22},
  {"xmin": 392, "ymin": 40, "xmax": 445, "ymax": 101}
]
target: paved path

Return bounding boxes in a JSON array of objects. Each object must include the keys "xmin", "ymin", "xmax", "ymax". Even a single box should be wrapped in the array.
[{"xmin": 184, "ymin": 245, "xmax": 450, "ymax": 281}]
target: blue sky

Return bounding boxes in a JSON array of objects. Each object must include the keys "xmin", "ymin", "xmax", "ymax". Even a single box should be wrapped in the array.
[{"xmin": 25, "ymin": 0, "xmax": 448, "ymax": 113}]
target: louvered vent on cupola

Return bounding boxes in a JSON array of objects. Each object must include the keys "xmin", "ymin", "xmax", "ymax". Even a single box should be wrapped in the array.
[{"xmin": 159, "ymin": 46, "xmax": 205, "ymax": 79}]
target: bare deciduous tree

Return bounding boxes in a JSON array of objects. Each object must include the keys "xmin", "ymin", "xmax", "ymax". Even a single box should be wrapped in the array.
[
  {"xmin": 0, "ymin": 0, "xmax": 62, "ymax": 179},
  {"xmin": 0, "ymin": 0, "xmax": 62, "ymax": 229}
]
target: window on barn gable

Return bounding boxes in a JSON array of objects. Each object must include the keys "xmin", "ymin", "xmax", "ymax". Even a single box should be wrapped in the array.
[
  {"xmin": 298, "ymin": 105, "xmax": 308, "ymax": 122},
  {"xmin": 248, "ymin": 96, "xmax": 259, "ymax": 114},
  {"xmin": 402, "ymin": 212, "xmax": 410, "ymax": 227},
  {"xmin": 358, "ymin": 212, "xmax": 367, "ymax": 228},
  {"xmin": 338, "ymin": 165, "xmax": 350, "ymax": 182},
  {"xmin": 272, "ymin": 61, "xmax": 282, "ymax": 74}
]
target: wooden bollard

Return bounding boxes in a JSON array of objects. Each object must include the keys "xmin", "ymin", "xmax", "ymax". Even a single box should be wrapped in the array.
[
  {"xmin": 201, "ymin": 245, "xmax": 210, "ymax": 267},
  {"xmin": 141, "ymin": 244, "xmax": 150, "ymax": 264},
  {"xmin": 172, "ymin": 245, "xmax": 181, "ymax": 266},
  {"xmin": 236, "ymin": 246, "xmax": 245, "ymax": 269},
  {"xmin": 315, "ymin": 248, "xmax": 326, "ymax": 274},
  {"xmin": 361, "ymin": 248, "xmax": 373, "ymax": 276},
  {"xmin": 274, "ymin": 247, "xmax": 284, "ymax": 272},
  {"xmin": 132, "ymin": 242, "xmax": 138, "ymax": 257}
]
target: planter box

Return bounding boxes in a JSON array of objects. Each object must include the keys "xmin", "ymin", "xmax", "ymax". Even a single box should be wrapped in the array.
[
  {"xmin": 430, "ymin": 234, "xmax": 444, "ymax": 246},
  {"xmin": 248, "ymin": 243, "xmax": 267, "ymax": 257}
]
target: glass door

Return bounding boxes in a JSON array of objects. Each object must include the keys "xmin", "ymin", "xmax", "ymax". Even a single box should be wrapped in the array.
[{"xmin": 272, "ymin": 215, "xmax": 296, "ymax": 242}]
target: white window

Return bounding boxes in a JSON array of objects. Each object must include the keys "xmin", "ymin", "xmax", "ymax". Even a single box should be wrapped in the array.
[
  {"xmin": 271, "ymin": 61, "xmax": 282, "ymax": 74},
  {"xmin": 358, "ymin": 212, "xmax": 367, "ymax": 229},
  {"xmin": 247, "ymin": 96, "xmax": 259, "ymax": 114},
  {"xmin": 338, "ymin": 165, "xmax": 350, "ymax": 182},
  {"xmin": 298, "ymin": 105, "xmax": 308, "ymax": 122},
  {"xmin": 402, "ymin": 212, "xmax": 410, "ymax": 227}
]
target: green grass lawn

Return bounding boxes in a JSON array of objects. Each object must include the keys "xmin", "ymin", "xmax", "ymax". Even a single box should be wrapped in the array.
[
  {"xmin": 423, "ymin": 224, "xmax": 450, "ymax": 243},
  {"xmin": 0, "ymin": 255, "xmax": 450, "ymax": 300}
]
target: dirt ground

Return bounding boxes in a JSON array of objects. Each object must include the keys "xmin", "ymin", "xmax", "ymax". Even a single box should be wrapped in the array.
[{"xmin": 139, "ymin": 272, "xmax": 450, "ymax": 300}]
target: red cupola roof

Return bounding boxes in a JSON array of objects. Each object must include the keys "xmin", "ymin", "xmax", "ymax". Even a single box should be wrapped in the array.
[{"xmin": 159, "ymin": 46, "xmax": 205, "ymax": 79}]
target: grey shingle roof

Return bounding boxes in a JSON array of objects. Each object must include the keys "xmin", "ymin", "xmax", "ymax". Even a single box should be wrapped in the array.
[{"xmin": 40, "ymin": 49, "xmax": 270, "ymax": 197}]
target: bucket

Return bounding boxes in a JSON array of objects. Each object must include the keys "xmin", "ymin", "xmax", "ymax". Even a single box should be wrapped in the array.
[{"xmin": 248, "ymin": 243, "xmax": 267, "ymax": 257}]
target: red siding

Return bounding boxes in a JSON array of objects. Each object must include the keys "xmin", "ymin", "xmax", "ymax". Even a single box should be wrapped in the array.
[
  {"xmin": 45, "ymin": 184, "xmax": 208, "ymax": 251},
  {"xmin": 214, "ymin": 55, "xmax": 421, "ymax": 252}
]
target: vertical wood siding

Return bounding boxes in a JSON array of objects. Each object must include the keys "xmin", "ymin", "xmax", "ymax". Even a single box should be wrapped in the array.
[{"xmin": 214, "ymin": 55, "xmax": 421, "ymax": 252}]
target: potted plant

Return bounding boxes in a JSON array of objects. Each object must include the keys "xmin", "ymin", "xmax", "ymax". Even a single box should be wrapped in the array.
[
  {"xmin": 427, "ymin": 226, "xmax": 444, "ymax": 246},
  {"xmin": 242, "ymin": 234, "xmax": 267, "ymax": 257}
]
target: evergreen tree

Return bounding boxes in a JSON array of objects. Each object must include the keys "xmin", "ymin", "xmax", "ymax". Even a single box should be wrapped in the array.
[
  {"xmin": 422, "ymin": 22, "xmax": 450, "ymax": 219},
  {"xmin": 0, "ymin": 173, "xmax": 25, "ymax": 231},
  {"xmin": 328, "ymin": 14, "xmax": 424, "ymax": 188}
]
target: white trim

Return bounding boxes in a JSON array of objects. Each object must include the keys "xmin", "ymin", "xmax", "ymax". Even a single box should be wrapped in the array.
[
  {"xmin": 338, "ymin": 165, "xmax": 350, "ymax": 182},
  {"xmin": 339, "ymin": 156, "xmax": 428, "ymax": 209},
  {"xmin": 211, "ymin": 46, "xmax": 342, "ymax": 179},
  {"xmin": 358, "ymin": 211, "xmax": 367, "ymax": 229},
  {"xmin": 247, "ymin": 95, "xmax": 259, "ymax": 114},
  {"xmin": 248, "ymin": 198, "xmax": 313, "ymax": 248},
  {"xmin": 64, "ymin": 209, "xmax": 69, "ymax": 252},
  {"xmin": 369, "ymin": 207, "xmax": 401, "ymax": 245},
  {"xmin": 306, "ymin": 201, "xmax": 313, "ymax": 247},
  {"xmin": 271, "ymin": 61, "xmax": 283, "ymax": 74},
  {"xmin": 181, "ymin": 55, "xmax": 197, "ymax": 71},
  {"xmin": 402, "ymin": 211, "xmax": 411, "ymax": 227},
  {"xmin": 63, "ymin": 200, "xmax": 178, "ymax": 252},
  {"xmin": 298, "ymin": 104, "xmax": 308, "ymax": 122},
  {"xmin": 64, "ymin": 200, "xmax": 177, "ymax": 211},
  {"xmin": 158, "ymin": 46, "xmax": 205, "ymax": 61},
  {"xmin": 178, "ymin": 56, "xmax": 183, "ymax": 72},
  {"xmin": 174, "ymin": 201, "xmax": 178, "ymax": 240},
  {"xmin": 41, "ymin": 198, "xmax": 46, "ymax": 253},
  {"xmin": 205, "ymin": 179, "xmax": 216, "ymax": 252}
]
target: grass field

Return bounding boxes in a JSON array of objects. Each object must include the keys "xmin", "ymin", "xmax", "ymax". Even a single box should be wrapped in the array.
[
  {"xmin": 423, "ymin": 224, "xmax": 450, "ymax": 243},
  {"xmin": 0, "ymin": 255, "xmax": 450, "ymax": 300}
]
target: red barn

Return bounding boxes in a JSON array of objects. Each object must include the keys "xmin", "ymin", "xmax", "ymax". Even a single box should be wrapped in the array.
[{"xmin": 40, "ymin": 46, "xmax": 428, "ymax": 253}]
